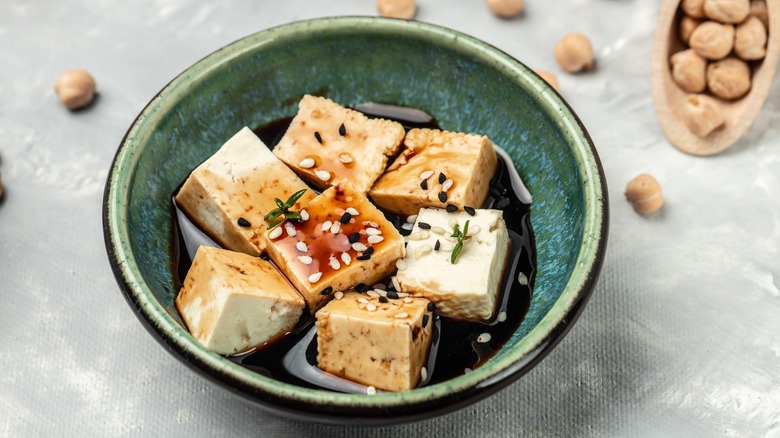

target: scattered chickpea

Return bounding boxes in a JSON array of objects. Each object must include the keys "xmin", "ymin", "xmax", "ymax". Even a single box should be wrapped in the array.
[
  {"xmin": 553, "ymin": 33, "xmax": 594, "ymax": 73},
  {"xmin": 485, "ymin": 0, "xmax": 524, "ymax": 18},
  {"xmin": 625, "ymin": 174, "xmax": 664, "ymax": 215},
  {"xmin": 750, "ymin": 0, "xmax": 769, "ymax": 29},
  {"xmin": 734, "ymin": 16, "xmax": 767, "ymax": 61},
  {"xmin": 703, "ymin": 0, "xmax": 750, "ymax": 23},
  {"xmin": 377, "ymin": 0, "xmax": 416, "ymax": 19},
  {"xmin": 683, "ymin": 94, "xmax": 725, "ymax": 136},
  {"xmin": 689, "ymin": 21, "xmax": 734, "ymax": 60},
  {"xmin": 54, "ymin": 69, "xmax": 96, "ymax": 110},
  {"xmin": 670, "ymin": 49, "xmax": 708, "ymax": 93},
  {"xmin": 679, "ymin": 16, "xmax": 703, "ymax": 45},
  {"xmin": 682, "ymin": 0, "xmax": 706, "ymax": 18},
  {"xmin": 707, "ymin": 57, "xmax": 752, "ymax": 100},
  {"xmin": 535, "ymin": 69, "xmax": 560, "ymax": 92}
]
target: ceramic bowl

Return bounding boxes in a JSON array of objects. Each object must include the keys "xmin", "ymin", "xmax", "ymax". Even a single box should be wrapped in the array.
[{"xmin": 103, "ymin": 17, "xmax": 608, "ymax": 424}]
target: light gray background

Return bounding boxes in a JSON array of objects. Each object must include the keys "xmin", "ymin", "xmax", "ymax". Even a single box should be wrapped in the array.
[{"xmin": 1, "ymin": 0, "xmax": 779, "ymax": 436}]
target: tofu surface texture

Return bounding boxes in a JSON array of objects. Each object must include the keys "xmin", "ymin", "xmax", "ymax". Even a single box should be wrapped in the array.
[
  {"xmin": 370, "ymin": 128, "xmax": 498, "ymax": 215},
  {"xmin": 264, "ymin": 180, "xmax": 405, "ymax": 313},
  {"xmin": 175, "ymin": 127, "xmax": 315, "ymax": 256},
  {"xmin": 316, "ymin": 292, "xmax": 433, "ymax": 392},
  {"xmin": 396, "ymin": 208, "xmax": 510, "ymax": 321},
  {"xmin": 272, "ymin": 95, "xmax": 405, "ymax": 193},
  {"xmin": 175, "ymin": 246, "xmax": 305, "ymax": 355}
]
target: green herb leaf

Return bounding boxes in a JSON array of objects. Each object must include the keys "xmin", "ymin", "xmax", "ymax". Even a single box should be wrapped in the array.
[
  {"xmin": 451, "ymin": 241, "xmax": 463, "ymax": 264},
  {"xmin": 285, "ymin": 211, "xmax": 302, "ymax": 221},
  {"xmin": 449, "ymin": 220, "xmax": 471, "ymax": 264},
  {"xmin": 267, "ymin": 219, "xmax": 283, "ymax": 229},
  {"xmin": 264, "ymin": 209, "xmax": 284, "ymax": 220},
  {"xmin": 450, "ymin": 224, "xmax": 461, "ymax": 239},
  {"xmin": 462, "ymin": 220, "xmax": 470, "ymax": 238},
  {"xmin": 285, "ymin": 189, "xmax": 308, "ymax": 209},
  {"xmin": 275, "ymin": 198, "xmax": 286, "ymax": 210}
]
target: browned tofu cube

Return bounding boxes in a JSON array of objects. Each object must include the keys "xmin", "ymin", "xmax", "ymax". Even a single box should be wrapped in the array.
[
  {"xmin": 316, "ymin": 292, "xmax": 433, "ymax": 392},
  {"xmin": 175, "ymin": 127, "xmax": 315, "ymax": 256},
  {"xmin": 369, "ymin": 128, "xmax": 498, "ymax": 215},
  {"xmin": 263, "ymin": 180, "xmax": 405, "ymax": 313},
  {"xmin": 272, "ymin": 95, "xmax": 405, "ymax": 193}
]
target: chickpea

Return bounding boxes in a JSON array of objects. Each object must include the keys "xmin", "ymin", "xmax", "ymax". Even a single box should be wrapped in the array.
[
  {"xmin": 670, "ymin": 49, "xmax": 708, "ymax": 93},
  {"xmin": 683, "ymin": 94, "xmax": 725, "ymax": 137},
  {"xmin": 734, "ymin": 16, "xmax": 767, "ymax": 60},
  {"xmin": 625, "ymin": 174, "xmax": 664, "ymax": 214},
  {"xmin": 485, "ymin": 0, "xmax": 524, "ymax": 18},
  {"xmin": 553, "ymin": 33, "xmax": 594, "ymax": 73},
  {"xmin": 680, "ymin": 16, "xmax": 703, "ymax": 45},
  {"xmin": 54, "ymin": 69, "xmax": 96, "ymax": 110},
  {"xmin": 535, "ymin": 70, "xmax": 560, "ymax": 92},
  {"xmin": 377, "ymin": 0, "xmax": 416, "ymax": 19},
  {"xmin": 750, "ymin": 0, "xmax": 769, "ymax": 29},
  {"xmin": 704, "ymin": 0, "xmax": 750, "ymax": 23},
  {"xmin": 682, "ymin": 0, "xmax": 706, "ymax": 18},
  {"xmin": 689, "ymin": 21, "xmax": 734, "ymax": 60},
  {"xmin": 707, "ymin": 57, "xmax": 752, "ymax": 100}
]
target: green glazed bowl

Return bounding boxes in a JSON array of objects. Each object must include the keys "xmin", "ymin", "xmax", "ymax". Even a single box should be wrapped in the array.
[{"xmin": 103, "ymin": 17, "xmax": 608, "ymax": 424}]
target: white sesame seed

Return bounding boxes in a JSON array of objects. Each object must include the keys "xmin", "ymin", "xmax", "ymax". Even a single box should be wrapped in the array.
[
  {"xmin": 338, "ymin": 153, "xmax": 354, "ymax": 164},
  {"xmin": 395, "ymin": 259, "xmax": 408, "ymax": 271},
  {"xmin": 414, "ymin": 248, "xmax": 425, "ymax": 260},
  {"xmin": 401, "ymin": 223, "xmax": 414, "ymax": 231},
  {"xmin": 352, "ymin": 242, "xmax": 368, "ymax": 252},
  {"xmin": 419, "ymin": 170, "xmax": 434, "ymax": 180},
  {"xmin": 448, "ymin": 218, "xmax": 458, "ymax": 228},
  {"xmin": 403, "ymin": 297, "xmax": 413, "ymax": 304},
  {"xmin": 421, "ymin": 367, "xmax": 428, "ymax": 381},
  {"xmin": 366, "ymin": 386, "xmax": 376, "ymax": 395},
  {"xmin": 369, "ymin": 221, "xmax": 380, "ymax": 228},
  {"xmin": 268, "ymin": 226, "xmax": 283, "ymax": 240},
  {"xmin": 285, "ymin": 223, "xmax": 297, "ymax": 237},
  {"xmin": 394, "ymin": 312, "xmax": 409, "ymax": 319},
  {"xmin": 329, "ymin": 256, "xmax": 341, "ymax": 270},
  {"xmin": 518, "ymin": 272, "xmax": 529, "ymax": 286},
  {"xmin": 315, "ymin": 170, "xmax": 331, "ymax": 181},
  {"xmin": 476, "ymin": 333, "xmax": 492, "ymax": 343},
  {"xmin": 445, "ymin": 235, "xmax": 458, "ymax": 243},
  {"xmin": 297, "ymin": 255, "xmax": 313, "ymax": 264},
  {"xmin": 498, "ymin": 311, "xmax": 507, "ymax": 322},
  {"xmin": 391, "ymin": 276, "xmax": 401, "ymax": 291},
  {"xmin": 299, "ymin": 158, "xmax": 315, "ymax": 168},
  {"xmin": 334, "ymin": 291, "xmax": 344, "ymax": 300},
  {"xmin": 431, "ymin": 226, "xmax": 446, "ymax": 235},
  {"xmin": 358, "ymin": 302, "xmax": 367, "ymax": 310},
  {"xmin": 296, "ymin": 241, "xmax": 308, "ymax": 252},
  {"xmin": 373, "ymin": 283, "xmax": 387, "ymax": 291},
  {"xmin": 418, "ymin": 230, "xmax": 430, "ymax": 240},
  {"xmin": 321, "ymin": 221, "xmax": 333, "ymax": 232},
  {"xmin": 367, "ymin": 303, "xmax": 377, "ymax": 312},
  {"xmin": 441, "ymin": 243, "xmax": 455, "ymax": 252},
  {"xmin": 404, "ymin": 236, "xmax": 409, "ymax": 243},
  {"xmin": 464, "ymin": 368, "xmax": 472, "ymax": 374},
  {"xmin": 346, "ymin": 207, "xmax": 359, "ymax": 216},
  {"xmin": 366, "ymin": 227, "xmax": 382, "ymax": 236},
  {"xmin": 396, "ymin": 292, "xmax": 409, "ymax": 298},
  {"xmin": 408, "ymin": 231, "xmax": 424, "ymax": 241},
  {"xmin": 406, "ymin": 215, "xmax": 418, "ymax": 224},
  {"xmin": 330, "ymin": 222, "xmax": 341, "ymax": 234},
  {"xmin": 308, "ymin": 272, "xmax": 322, "ymax": 283},
  {"xmin": 300, "ymin": 209, "xmax": 309, "ymax": 221},
  {"xmin": 341, "ymin": 252, "xmax": 352, "ymax": 266},
  {"xmin": 441, "ymin": 179, "xmax": 454, "ymax": 191},
  {"xmin": 358, "ymin": 297, "xmax": 369, "ymax": 304},
  {"xmin": 467, "ymin": 225, "xmax": 481, "ymax": 236},
  {"xmin": 367, "ymin": 290, "xmax": 380, "ymax": 298},
  {"xmin": 367, "ymin": 235, "xmax": 384, "ymax": 244}
]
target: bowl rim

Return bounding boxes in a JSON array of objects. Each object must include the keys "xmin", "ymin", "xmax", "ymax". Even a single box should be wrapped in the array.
[{"xmin": 102, "ymin": 16, "xmax": 609, "ymax": 423}]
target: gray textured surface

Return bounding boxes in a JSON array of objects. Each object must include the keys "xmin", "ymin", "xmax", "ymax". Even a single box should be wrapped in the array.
[{"xmin": 1, "ymin": 0, "xmax": 779, "ymax": 436}]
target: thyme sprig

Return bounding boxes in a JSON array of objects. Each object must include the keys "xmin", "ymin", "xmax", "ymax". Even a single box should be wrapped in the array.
[
  {"xmin": 264, "ymin": 189, "xmax": 308, "ymax": 229},
  {"xmin": 450, "ymin": 220, "xmax": 471, "ymax": 264}
]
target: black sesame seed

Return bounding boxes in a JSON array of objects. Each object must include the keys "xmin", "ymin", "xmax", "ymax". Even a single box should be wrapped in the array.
[
  {"xmin": 427, "ymin": 302, "xmax": 435, "ymax": 312},
  {"xmin": 320, "ymin": 286, "xmax": 333, "ymax": 296},
  {"xmin": 356, "ymin": 254, "xmax": 371, "ymax": 261},
  {"xmin": 340, "ymin": 212, "xmax": 352, "ymax": 224},
  {"xmin": 379, "ymin": 296, "xmax": 388, "ymax": 303},
  {"xmin": 420, "ymin": 179, "xmax": 428, "ymax": 190},
  {"xmin": 496, "ymin": 197, "xmax": 511, "ymax": 209},
  {"xmin": 348, "ymin": 232, "xmax": 360, "ymax": 243},
  {"xmin": 237, "ymin": 217, "xmax": 251, "ymax": 227},
  {"xmin": 386, "ymin": 291, "xmax": 399, "ymax": 300},
  {"xmin": 438, "ymin": 172, "xmax": 446, "ymax": 184},
  {"xmin": 422, "ymin": 314, "xmax": 430, "ymax": 328},
  {"xmin": 446, "ymin": 204, "xmax": 458, "ymax": 213},
  {"xmin": 363, "ymin": 246, "xmax": 375, "ymax": 256},
  {"xmin": 418, "ymin": 222, "xmax": 431, "ymax": 230},
  {"xmin": 339, "ymin": 123, "xmax": 346, "ymax": 136},
  {"xmin": 355, "ymin": 283, "xmax": 369, "ymax": 293},
  {"xmin": 438, "ymin": 191, "xmax": 448, "ymax": 203},
  {"xmin": 464, "ymin": 206, "xmax": 476, "ymax": 216},
  {"xmin": 314, "ymin": 131, "xmax": 323, "ymax": 144},
  {"xmin": 434, "ymin": 239, "xmax": 441, "ymax": 251}
]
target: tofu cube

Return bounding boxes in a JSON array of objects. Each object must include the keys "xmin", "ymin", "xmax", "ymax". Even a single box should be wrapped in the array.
[
  {"xmin": 369, "ymin": 128, "xmax": 498, "ymax": 215},
  {"xmin": 316, "ymin": 292, "xmax": 434, "ymax": 392},
  {"xmin": 175, "ymin": 127, "xmax": 315, "ymax": 256},
  {"xmin": 395, "ymin": 208, "xmax": 510, "ymax": 321},
  {"xmin": 272, "ymin": 95, "xmax": 405, "ymax": 193},
  {"xmin": 264, "ymin": 180, "xmax": 405, "ymax": 313},
  {"xmin": 175, "ymin": 246, "xmax": 305, "ymax": 355}
]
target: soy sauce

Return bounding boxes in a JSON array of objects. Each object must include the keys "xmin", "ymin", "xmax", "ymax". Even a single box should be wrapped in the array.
[{"xmin": 171, "ymin": 103, "xmax": 536, "ymax": 391}]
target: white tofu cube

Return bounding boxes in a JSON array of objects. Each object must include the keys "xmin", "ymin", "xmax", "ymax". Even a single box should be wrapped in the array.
[
  {"xmin": 273, "ymin": 95, "xmax": 405, "ymax": 193},
  {"xmin": 263, "ymin": 180, "xmax": 405, "ymax": 313},
  {"xmin": 175, "ymin": 246, "xmax": 305, "ymax": 355},
  {"xmin": 370, "ymin": 128, "xmax": 498, "ymax": 215},
  {"xmin": 316, "ymin": 292, "xmax": 433, "ymax": 392},
  {"xmin": 175, "ymin": 127, "xmax": 315, "ymax": 256},
  {"xmin": 395, "ymin": 208, "xmax": 510, "ymax": 321}
]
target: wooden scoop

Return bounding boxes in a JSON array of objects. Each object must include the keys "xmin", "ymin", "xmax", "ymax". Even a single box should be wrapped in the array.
[{"xmin": 651, "ymin": 0, "xmax": 780, "ymax": 156}]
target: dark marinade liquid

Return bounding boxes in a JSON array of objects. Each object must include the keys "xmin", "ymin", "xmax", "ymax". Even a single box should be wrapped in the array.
[{"xmin": 172, "ymin": 103, "xmax": 536, "ymax": 390}]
